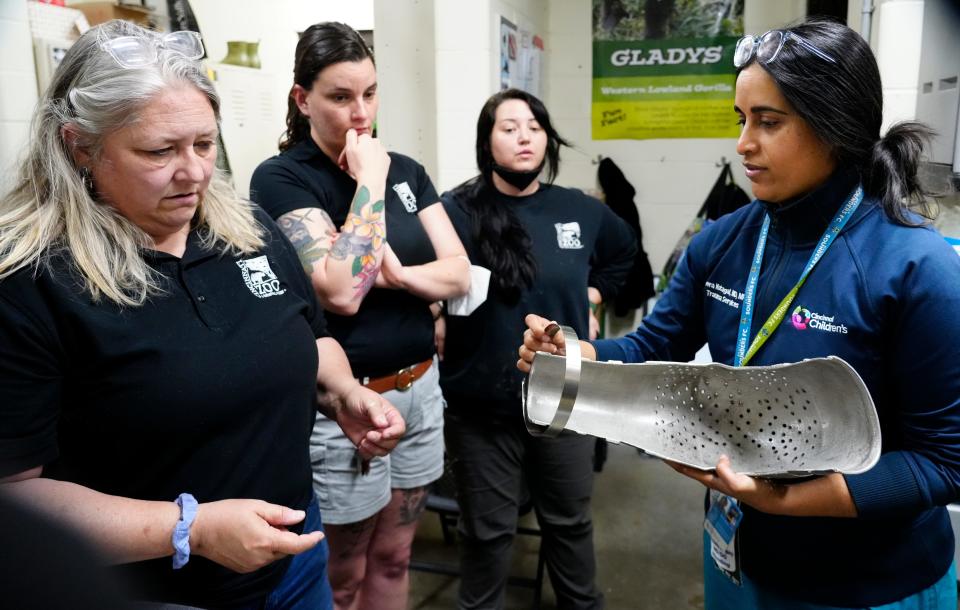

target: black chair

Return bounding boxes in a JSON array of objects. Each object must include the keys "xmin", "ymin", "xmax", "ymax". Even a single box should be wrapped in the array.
[{"xmin": 410, "ymin": 462, "xmax": 547, "ymax": 609}]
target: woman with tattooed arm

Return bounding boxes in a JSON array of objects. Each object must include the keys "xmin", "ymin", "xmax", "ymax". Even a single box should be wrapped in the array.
[{"xmin": 250, "ymin": 22, "xmax": 470, "ymax": 610}]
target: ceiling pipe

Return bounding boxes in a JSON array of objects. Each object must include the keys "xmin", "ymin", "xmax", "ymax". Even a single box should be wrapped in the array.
[{"xmin": 861, "ymin": 0, "xmax": 875, "ymax": 44}]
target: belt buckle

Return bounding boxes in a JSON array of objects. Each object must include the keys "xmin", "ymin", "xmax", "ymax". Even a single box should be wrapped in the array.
[{"xmin": 395, "ymin": 366, "xmax": 415, "ymax": 391}]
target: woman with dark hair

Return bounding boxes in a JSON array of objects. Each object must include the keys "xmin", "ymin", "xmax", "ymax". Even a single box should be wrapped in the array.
[
  {"xmin": 521, "ymin": 18, "xmax": 960, "ymax": 610},
  {"xmin": 441, "ymin": 88, "xmax": 636, "ymax": 609},
  {"xmin": 249, "ymin": 21, "xmax": 469, "ymax": 610}
]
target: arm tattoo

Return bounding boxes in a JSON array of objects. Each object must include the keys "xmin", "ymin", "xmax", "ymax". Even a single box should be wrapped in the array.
[
  {"xmin": 278, "ymin": 209, "xmax": 336, "ymax": 276},
  {"xmin": 329, "ymin": 185, "xmax": 386, "ymax": 298}
]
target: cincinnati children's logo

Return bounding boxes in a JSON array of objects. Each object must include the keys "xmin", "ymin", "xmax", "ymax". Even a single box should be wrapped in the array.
[
  {"xmin": 791, "ymin": 306, "xmax": 811, "ymax": 330},
  {"xmin": 791, "ymin": 305, "xmax": 847, "ymax": 334}
]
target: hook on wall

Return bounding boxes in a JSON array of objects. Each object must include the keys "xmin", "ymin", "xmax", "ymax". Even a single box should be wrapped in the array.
[
  {"xmin": 591, "ymin": 154, "xmax": 605, "ymax": 165},
  {"xmin": 716, "ymin": 156, "xmax": 728, "ymax": 168}
]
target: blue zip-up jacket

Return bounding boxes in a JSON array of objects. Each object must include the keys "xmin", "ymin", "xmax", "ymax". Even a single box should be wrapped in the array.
[{"xmin": 593, "ymin": 168, "xmax": 960, "ymax": 606}]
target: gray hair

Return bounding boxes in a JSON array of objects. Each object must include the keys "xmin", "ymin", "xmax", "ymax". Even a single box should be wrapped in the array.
[{"xmin": 0, "ymin": 20, "xmax": 264, "ymax": 306}]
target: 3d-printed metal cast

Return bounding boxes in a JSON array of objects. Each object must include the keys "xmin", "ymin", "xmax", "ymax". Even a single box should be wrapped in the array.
[{"xmin": 522, "ymin": 326, "xmax": 881, "ymax": 478}]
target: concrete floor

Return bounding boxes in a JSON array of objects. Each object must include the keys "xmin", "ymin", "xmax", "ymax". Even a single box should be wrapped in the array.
[{"xmin": 409, "ymin": 444, "xmax": 706, "ymax": 610}]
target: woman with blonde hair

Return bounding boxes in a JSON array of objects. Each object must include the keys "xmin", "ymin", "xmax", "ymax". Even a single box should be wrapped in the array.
[{"xmin": 0, "ymin": 20, "xmax": 403, "ymax": 609}]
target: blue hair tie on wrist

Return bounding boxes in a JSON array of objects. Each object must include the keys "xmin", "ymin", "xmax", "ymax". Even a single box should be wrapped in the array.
[{"xmin": 172, "ymin": 493, "xmax": 198, "ymax": 570}]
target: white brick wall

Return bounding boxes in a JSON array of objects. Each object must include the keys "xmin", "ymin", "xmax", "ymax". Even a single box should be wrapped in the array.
[
  {"xmin": 875, "ymin": 0, "xmax": 925, "ymax": 132},
  {"xmin": 433, "ymin": 0, "xmax": 550, "ymax": 193},
  {"xmin": 0, "ymin": 0, "xmax": 39, "ymax": 193},
  {"xmin": 374, "ymin": 0, "xmax": 438, "ymax": 179}
]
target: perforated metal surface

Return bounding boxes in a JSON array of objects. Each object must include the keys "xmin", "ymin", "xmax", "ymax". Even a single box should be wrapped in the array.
[{"xmin": 523, "ymin": 353, "xmax": 880, "ymax": 478}]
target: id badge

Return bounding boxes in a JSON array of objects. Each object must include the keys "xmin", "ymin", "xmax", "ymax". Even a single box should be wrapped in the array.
[{"xmin": 704, "ymin": 490, "xmax": 743, "ymax": 585}]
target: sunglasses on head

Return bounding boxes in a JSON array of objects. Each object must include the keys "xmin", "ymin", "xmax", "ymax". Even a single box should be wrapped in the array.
[
  {"xmin": 101, "ymin": 31, "xmax": 204, "ymax": 69},
  {"xmin": 733, "ymin": 29, "xmax": 836, "ymax": 69}
]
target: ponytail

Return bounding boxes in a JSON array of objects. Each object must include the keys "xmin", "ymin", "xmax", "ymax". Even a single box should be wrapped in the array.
[
  {"xmin": 864, "ymin": 122, "xmax": 936, "ymax": 224},
  {"xmin": 279, "ymin": 87, "xmax": 310, "ymax": 152}
]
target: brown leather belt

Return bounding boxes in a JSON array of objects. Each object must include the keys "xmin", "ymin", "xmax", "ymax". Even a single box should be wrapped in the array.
[{"xmin": 362, "ymin": 358, "xmax": 433, "ymax": 393}]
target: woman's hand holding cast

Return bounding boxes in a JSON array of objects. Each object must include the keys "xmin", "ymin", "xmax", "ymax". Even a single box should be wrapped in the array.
[
  {"xmin": 668, "ymin": 456, "xmax": 856, "ymax": 517},
  {"xmin": 667, "ymin": 456, "xmax": 788, "ymax": 513},
  {"xmin": 517, "ymin": 313, "xmax": 597, "ymax": 373}
]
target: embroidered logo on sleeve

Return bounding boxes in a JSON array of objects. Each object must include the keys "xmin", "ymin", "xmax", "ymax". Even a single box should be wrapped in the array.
[
  {"xmin": 237, "ymin": 256, "xmax": 286, "ymax": 298},
  {"xmin": 392, "ymin": 182, "xmax": 418, "ymax": 213},
  {"xmin": 555, "ymin": 222, "xmax": 583, "ymax": 249}
]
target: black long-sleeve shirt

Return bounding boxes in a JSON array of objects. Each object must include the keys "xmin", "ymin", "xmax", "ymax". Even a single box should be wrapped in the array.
[{"xmin": 440, "ymin": 183, "xmax": 636, "ymax": 416}]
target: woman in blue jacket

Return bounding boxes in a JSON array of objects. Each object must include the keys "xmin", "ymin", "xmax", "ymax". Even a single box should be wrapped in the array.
[{"xmin": 520, "ymin": 18, "xmax": 960, "ymax": 610}]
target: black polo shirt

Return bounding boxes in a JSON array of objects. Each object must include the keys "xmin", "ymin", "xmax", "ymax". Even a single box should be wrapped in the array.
[
  {"xmin": 0, "ymin": 209, "xmax": 325, "ymax": 607},
  {"xmin": 440, "ymin": 184, "xmax": 637, "ymax": 416},
  {"xmin": 250, "ymin": 138, "xmax": 439, "ymax": 378}
]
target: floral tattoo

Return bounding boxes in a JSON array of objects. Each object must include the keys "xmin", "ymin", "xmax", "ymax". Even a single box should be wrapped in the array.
[{"xmin": 330, "ymin": 185, "xmax": 386, "ymax": 297}]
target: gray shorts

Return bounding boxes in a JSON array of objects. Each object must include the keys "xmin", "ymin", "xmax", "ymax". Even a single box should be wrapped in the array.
[{"xmin": 310, "ymin": 356, "xmax": 445, "ymax": 524}]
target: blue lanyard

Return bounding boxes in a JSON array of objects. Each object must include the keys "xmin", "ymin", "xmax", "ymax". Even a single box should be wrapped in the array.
[{"xmin": 733, "ymin": 185, "xmax": 864, "ymax": 367}]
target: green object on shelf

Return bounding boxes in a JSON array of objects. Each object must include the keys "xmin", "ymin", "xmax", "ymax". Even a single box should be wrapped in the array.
[
  {"xmin": 221, "ymin": 41, "xmax": 249, "ymax": 66},
  {"xmin": 244, "ymin": 41, "xmax": 260, "ymax": 69}
]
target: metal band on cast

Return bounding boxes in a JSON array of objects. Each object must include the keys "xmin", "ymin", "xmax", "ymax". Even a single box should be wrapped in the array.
[{"xmin": 523, "ymin": 324, "xmax": 581, "ymax": 437}]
